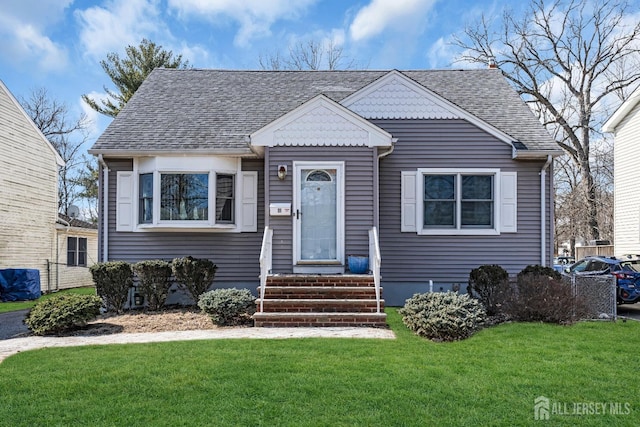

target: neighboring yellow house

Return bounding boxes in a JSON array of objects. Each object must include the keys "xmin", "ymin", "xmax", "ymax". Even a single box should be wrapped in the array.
[
  {"xmin": 0, "ymin": 79, "xmax": 65, "ymax": 292},
  {"xmin": 55, "ymin": 213, "xmax": 98, "ymax": 290}
]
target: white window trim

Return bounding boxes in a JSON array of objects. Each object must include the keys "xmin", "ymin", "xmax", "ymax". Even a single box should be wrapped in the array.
[
  {"xmin": 416, "ymin": 168, "xmax": 501, "ymax": 236},
  {"xmin": 130, "ymin": 157, "xmax": 247, "ymax": 232}
]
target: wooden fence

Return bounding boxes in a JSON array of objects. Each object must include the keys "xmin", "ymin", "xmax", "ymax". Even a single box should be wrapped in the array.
[{"xmin": 575, "ymin": 245, "xmax": 615, "ymax": 260}]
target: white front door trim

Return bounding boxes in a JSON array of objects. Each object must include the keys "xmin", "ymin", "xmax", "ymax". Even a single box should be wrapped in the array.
[{"xmin": 293, "ymin": 161, "xmax": 345, "ymax": 270}]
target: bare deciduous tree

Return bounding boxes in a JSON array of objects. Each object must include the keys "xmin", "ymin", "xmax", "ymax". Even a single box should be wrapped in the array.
[
  {"xmin": 259, "ymin": 38, "xmax": 357, "ymax": 70},
  {"xmin": 20, "ymin": 88, "xmax": 94, "ymax": 217},
  {"xmin": 453, "ymin": 0, "xmax": 640, "ymax": 243}
]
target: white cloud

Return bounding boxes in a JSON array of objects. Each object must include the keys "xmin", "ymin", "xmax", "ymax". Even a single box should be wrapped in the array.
[
  {"xmin": 80, "ymin": 91, "xmax": 111, "ymax": 140},
  {"xmin": 0, "ymin": 0, "xmax": 72, "ymax": 27},
  {"xmin": 167, "ymin": 0, "xmax": 318, "ymax": 47},
  {"xmin": 427, "ymin": 37, "xmax": 456, "ymax": 68},
  {"xmin": 0, "ymin": 1, "xmax": 71, "ymax": 72},
  {"xmin": 349, "ymin": 0, "xmax": 436, "ymax": 42},
  {"xmin": 75, "ymin": 0, "xmax": 166, "ymax": 59}
]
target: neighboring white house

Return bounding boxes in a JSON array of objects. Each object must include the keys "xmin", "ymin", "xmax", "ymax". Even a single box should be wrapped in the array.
[
  {"xmin": 603, "ymin": 86, "xmax": 640, "ymax": 256},
  {"xmin": 55, "ymin": 213, "xmax": 98, "ymax": 290},
  {"xmin": 0, "ymin": 79, "xmax": 65, "ymax": 292}
]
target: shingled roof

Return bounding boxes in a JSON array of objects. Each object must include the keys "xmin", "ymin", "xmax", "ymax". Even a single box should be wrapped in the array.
[{"xmin": 89, "ymin": 68, "xmax": 559, "ymax": 157}]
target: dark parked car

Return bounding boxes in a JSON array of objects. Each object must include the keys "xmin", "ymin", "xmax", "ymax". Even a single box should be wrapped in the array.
[{"xmin": 564, "ymin": 255, "xmax": 640, "ymax": 304}]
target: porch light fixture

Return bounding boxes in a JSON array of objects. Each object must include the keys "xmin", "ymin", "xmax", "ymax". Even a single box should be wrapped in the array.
[{"xmin": 277, "ymin": 165, "xmax": 287, "ymax": 180}]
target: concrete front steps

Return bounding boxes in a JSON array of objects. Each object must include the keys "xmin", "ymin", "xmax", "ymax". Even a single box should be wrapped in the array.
[{"xmin": 253, "ymin": 274, "xmax": 387, "ymax": 327}]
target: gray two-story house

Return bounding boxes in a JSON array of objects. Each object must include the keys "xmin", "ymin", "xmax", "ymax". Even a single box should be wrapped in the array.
[{"xmin": 89, "ymin": 68, "xmax": 561, "ymax": 325}]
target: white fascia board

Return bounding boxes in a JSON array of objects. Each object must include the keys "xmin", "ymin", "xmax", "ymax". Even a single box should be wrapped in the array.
[
  {"xmin": 0, "ymin": 79, "xmax": 65, "ymax": 166},
  {"xmin": 250, "ymin": 94, "xmax": 392, "ymax": 148},
  {"xmin": 87, "ymin": 148, "xmax": 258, "ymax": 158},
  {"xmin": 602, "ymin": 86, "xmax": 640, "ymax": 133}
]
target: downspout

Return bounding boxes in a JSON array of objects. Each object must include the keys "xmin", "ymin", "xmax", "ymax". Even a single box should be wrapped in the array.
[
  {"xmin": 98, "ymin": 155, "xmax": 109, "ymax": 262},
  {"xmin": 57, "ymin": 217, "xmax": 71, "ymax": 291},
  {"xmin": 540, "ymin": 155, "xmax": 553, "ymax": 266}
]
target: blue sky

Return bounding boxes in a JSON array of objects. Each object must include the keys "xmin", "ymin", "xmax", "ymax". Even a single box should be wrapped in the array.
[{"xmin": 0, "ymin": 0, "xmax": 524, "ymax": 144}]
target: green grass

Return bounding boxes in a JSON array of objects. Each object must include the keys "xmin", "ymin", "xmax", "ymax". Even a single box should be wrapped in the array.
[
  {"xmin": 0, "ymin": 286, "xmax": 96, "ymax": 313},
  {"xmin": 1, "ymin": 309, "xmax": 639, "ymax": 426}
]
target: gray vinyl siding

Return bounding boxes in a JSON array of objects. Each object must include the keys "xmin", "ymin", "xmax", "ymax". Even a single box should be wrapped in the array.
[
  {"xmin": 374, "ymin": 119, "xmax": 553, "ymax": 304},
  {"xmin": 102, "ymin": 158, "xmax": 264, "ymax": 283},
  {"xmin": 267, "ymin": 146, "xmax": 376, "ymax": 273}
]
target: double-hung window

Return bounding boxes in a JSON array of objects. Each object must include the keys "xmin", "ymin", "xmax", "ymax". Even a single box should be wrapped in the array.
[
  {"xmin": 402, "ymin": 168, "xmax": 516, "ymax": 235},
  {"xmin": 423, "ymin": 174, "xmax": 494, "ymax": 229},
  {"xmin": 139, "ymin": 173, "xmax": 153, "ymax": 224},
  {"xmin": 215, "ymin": 174, "xmax": 234, "ymax": 223},
  {"xmin": 67, "ymin": 237, "xmax": 87, "ymax": 267}
]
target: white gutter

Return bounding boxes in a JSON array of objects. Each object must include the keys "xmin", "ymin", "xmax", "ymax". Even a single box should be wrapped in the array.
[
  {"xmin": 98, "ymin": 155, "xmax": 109, "ymax": 262},
  {"xmin": 540, "ymin": 155, "xmax": 553, "ymax": 266},
  {"xmin": 377, "ymin": 139, "xmax": 396, "ymax": 159}
]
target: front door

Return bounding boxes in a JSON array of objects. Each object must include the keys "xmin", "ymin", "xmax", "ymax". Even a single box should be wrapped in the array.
[{"xmin": 293, "ymin": 162, "xmax": 344, "ymax": 270}]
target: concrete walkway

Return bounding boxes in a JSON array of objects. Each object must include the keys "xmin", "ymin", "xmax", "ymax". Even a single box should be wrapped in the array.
[{"xmin": 0, "ymin": 327, "xmax": 395, "ymax": 363}]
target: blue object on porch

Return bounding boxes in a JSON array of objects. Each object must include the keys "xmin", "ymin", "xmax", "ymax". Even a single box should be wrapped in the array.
[
  {"xmin": 348, "ymin": 256, "xmax": 369, "ymax": 274},
  {"xmin": 0, "ymin": 269, "xmax": 42, "ymax": 302}
]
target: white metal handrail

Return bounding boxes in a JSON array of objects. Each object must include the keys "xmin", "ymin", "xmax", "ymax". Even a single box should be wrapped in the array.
[
  {"xmin": 369, "ymin": 227, "xmax": 382, "ymax": 313},
  {"xmin": 258, "ymin": 226, "xmax": 273, "ymax": 312}
]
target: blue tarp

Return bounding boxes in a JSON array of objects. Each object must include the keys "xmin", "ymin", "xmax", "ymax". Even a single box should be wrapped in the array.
[{"xmin": 0, "ymin": 269, "xmax": 41, "ymax": 302}]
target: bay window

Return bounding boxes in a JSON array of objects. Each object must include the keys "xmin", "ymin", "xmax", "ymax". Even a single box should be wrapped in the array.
[{"xmin": 116, "ymin": 156, "xmax": 257, "ymax": 232}]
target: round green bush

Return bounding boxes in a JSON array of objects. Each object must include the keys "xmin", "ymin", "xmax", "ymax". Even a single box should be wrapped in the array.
[
  {"xmin": 89, "ymin": 261, "xmax": 133, "ymax": 313},
  {"xmin": 399, "ymin": 291, "xmax": 487, "ymax": 342},
  {"xmin": 198, "ymin": 288, "xmax": 255, "ymax": 326},
  {"xmin": 172, "ymin": 256, "xmax": 218, "ymax": 303},
  {"xmin": 25, "ymin": 294, "xmax": 102, "ymax": 335},
  {"xmin": 468, "ymin": 264, "xmax": 510, "ymax": 315},
  {"xmin": 133, "ymin": 260, "xmax": 173, "ymax": 310}
]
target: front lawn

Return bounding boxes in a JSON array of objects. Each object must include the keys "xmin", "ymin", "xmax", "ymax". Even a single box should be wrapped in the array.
[
  {"xmin": 0, "ymin": 310, "xmax": 638, "ymax": 426},
  {"xmin": 0, "ymin": 287, "xmax": 96, "ymax": 313}
]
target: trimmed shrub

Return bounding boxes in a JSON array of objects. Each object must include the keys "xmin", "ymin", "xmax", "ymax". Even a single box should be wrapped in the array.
[
  {"xmin": 198, "ymin": 288, "xmax": 255, "ymax": 326},
  {"xmin": 468, "ymin": 264, "xmax": 510, "ymax": 315},
  {"xmin": 25, "ymin": 294, "xmax": 102, "ymax": 335},
  {"xmin": 172, "ymin": 256, "xmax": 218, "ymax": 303},
  {"xmin": 504, "ymin": 265, "xmax": 581, "ymax": 324},
  {"xmin": 133, "ymin": 260, "xmax": 173, "ymax": 311},
  {"xmin": 89, "ymin": 261, "xmax": 133, "ymax": 313},
  {"xmin": 399, "ymin": 291, "xmax": 487, "ymax": 342}
]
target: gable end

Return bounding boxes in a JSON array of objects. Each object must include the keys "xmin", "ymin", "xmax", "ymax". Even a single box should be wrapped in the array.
[
  {"xmin": 341, "ymin": 71, "xmax": 460, "ymax": 120},
  {"xmin": 250, "ymin": 95, "xmax": 392, "ymax": 150}
]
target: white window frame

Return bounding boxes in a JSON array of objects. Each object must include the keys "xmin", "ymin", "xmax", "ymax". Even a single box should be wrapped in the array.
[
  {"xmin": 417, "ymin": 168, "xmax": 501, "ymax": 236},
  {"xmin": 127, "ymin": 156, "xmax": 253, "ymax": 232}
]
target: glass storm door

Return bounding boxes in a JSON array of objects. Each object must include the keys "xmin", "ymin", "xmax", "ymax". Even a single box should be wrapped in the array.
[{"xmin": 294, "ymin": 162, "xmax": 344, "ymax": 265}]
